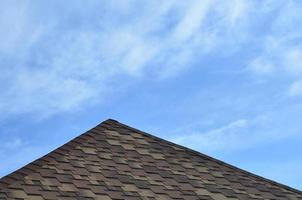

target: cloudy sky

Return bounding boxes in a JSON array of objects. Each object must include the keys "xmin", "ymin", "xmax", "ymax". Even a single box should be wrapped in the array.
[{"xmin": 1, "ymin": 0, "xmax": 302, "ymax": 190}]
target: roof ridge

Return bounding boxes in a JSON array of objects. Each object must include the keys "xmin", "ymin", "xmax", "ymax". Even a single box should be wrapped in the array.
[
  {"xmin": 1, "ymin": 119, "xmax": 301, "ymax": 197},
  {"xmin": 107, "ymin": 119, "xmax": 302, "ymax": 195}
]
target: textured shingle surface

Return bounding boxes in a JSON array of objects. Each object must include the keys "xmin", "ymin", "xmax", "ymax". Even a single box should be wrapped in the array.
[{"xmin": 0, "ymin": 119, "xmax": 301, "ymax": 199}]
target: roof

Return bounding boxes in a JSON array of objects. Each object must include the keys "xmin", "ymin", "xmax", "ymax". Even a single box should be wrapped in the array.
[{"xmin": 0, "ymin": 119, "xmax": 301, "ymax": 200}]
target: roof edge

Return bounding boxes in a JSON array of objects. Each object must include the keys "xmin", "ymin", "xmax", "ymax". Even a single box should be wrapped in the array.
[
  {"xmin": 1, "ymin": 118, "xmax": 302, "ymax": 195},
  {"xmin": 107, "ymin": 119, "xmax": 302, "ymax": 195},
  {"xmin": 0, "ymin": 119, "xmax": 110, "ymax": 187}
]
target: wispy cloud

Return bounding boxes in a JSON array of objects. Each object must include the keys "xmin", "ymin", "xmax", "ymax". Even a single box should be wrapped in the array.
[
  {"xmin": 288, "ymin": 80, "xmax": 302, "ymax": 97},
  {"xmin": 1, "ymin": 1, "xmax": 302, "ymax": 189},
  {"xmin": 172, "ymin": 119, "xmax": 249, "ymax": 152},
  {"xmin": 171, "ymin": 107, "xmax": 302, "ymax": 153},
  {"xmin": 171, "ymin": 0, "xmax": 212, "ymax": 42},
  {"xmin": 0, "ymin": 0, "xmax": 253, "ymax": 119},
  {"xmin": 1, "ymin": 0, "xmax": 302, "ymax": 120},
  {"xmin": 247, "ymin": 1, "xmax": 302, "ymax": 96},
  {"xmin": 1, "ymin": 137, "xmax": 22, "ymax": 150}
]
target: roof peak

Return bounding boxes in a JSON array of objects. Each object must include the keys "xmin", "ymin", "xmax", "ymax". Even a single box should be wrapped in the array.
[
  {"xmin": 103, "ymin": 118, "xmax": 119, "ymax": 123},
  {"xmin": 1, "ymin": 119, "xmax": 301, "ymax": 199}
]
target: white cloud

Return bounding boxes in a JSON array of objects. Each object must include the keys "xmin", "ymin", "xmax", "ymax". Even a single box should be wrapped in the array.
[
  {"xmin": 284, "ymin": 49, "xmax": 302, "ymax": 76},
  {"xmin": 0, "ymin": 1, "xmax": 29, "ymax": 55},
  {"xmin": 171, "ymin": 109, "xmax": 302, "ymax": 153},
  {"xmin": 2, "ymin": 138, "xmax": 22, "ymax": 149},
  {"xmin": 288, "ymin": 80, "xmax": 302, "ymax": 97},
  {"xmin": 0, "ymin": 0, "xmax": 279, "ymax": 119},
  {"xmin": 248, "ymin": 38, "xmax": 302, "ymax": 77},
  {"xmin": 171, "ymin": 0, "xmax": 212, "ymax": 42},
  {"xmin": 248, "ymin": 56, "xmax": 276, "ymax": 75},
  {"xmin": 246, "ymin": 1, "xmax": 302, "ymax": 96},
  {"xmin": 248, "ymin": 39, "xmax": 302, "ymax": 96},
  {"xmin": 226, "ymin": 0, "xmax": 247, "ymax": 26},
  {"xmin": 172, "ymin": 119, "xmax": 250, "ymax": 152}
]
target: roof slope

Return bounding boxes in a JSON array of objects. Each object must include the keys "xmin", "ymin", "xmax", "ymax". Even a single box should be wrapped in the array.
[{"xmin": 0, "ymin": 119, "xmax": 301, "ymax": 200}]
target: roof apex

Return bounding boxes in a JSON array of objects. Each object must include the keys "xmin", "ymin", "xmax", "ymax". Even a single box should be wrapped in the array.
[{"xmin": 1, "ymin": 119, "xmax": 301, "ymax": 199}]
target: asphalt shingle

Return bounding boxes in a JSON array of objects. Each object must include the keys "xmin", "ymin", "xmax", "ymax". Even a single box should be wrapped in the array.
[{"xmin": 0, "ymin": 119, "xmax": 301, "ymax": 199}]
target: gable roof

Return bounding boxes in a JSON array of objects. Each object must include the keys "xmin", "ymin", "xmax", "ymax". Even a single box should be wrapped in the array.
[{"xmin": 0, "ymin": 119, "xmax": 301, "ymax": 200}]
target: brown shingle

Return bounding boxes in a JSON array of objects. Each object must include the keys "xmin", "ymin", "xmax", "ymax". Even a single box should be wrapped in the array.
[{"xmin": 0, "ymin": 119, "xmax": 302, "ymax": 199}]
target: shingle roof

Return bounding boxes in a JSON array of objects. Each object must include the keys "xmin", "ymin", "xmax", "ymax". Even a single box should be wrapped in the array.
[{"xmin": 0, "ymin": 119, "xmax": 301, "ymax": 200}]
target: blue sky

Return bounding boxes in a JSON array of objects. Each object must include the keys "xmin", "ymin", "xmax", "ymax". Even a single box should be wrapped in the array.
[{"xmin": 1, "ymin": 0, "xmax": 302, "ymax": 190}]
